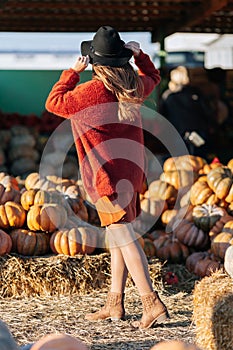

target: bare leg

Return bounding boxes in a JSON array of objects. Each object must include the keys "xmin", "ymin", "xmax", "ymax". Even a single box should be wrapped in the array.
[
  {"xmin": 107, "ymin": 222, "xmax": 169, "ymax": 328},
  {"xmin": 109, "ymin": 247, "xmax": 128, "ymax": 293},
  {"xmin": 107, "ymin": 222, "xmax": 153, "ymax": 295}
]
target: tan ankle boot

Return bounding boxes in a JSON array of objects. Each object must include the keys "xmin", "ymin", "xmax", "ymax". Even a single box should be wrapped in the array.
[
  {"xmin": 85, "ymin": 292, "xmax": 125, "ymax": 321},
  {"xmin": 132, "ymin": 291, "xmax": 169, "ymax": 329}
]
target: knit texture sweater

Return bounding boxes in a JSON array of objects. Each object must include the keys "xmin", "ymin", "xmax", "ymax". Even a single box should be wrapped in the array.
[{"xmin": 45, "ymin": 51, "xmax": 160, "ymax": 203}]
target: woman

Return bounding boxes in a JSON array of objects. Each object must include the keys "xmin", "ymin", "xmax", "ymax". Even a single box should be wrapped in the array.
[{"xmin": 45, "ymin": 25, "xmax": 169, "ymax": 329}]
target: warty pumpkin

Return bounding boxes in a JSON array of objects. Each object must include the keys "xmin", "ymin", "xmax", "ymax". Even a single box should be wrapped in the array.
[
  {"xmin": 10, "ymin": 229, "xmax": 50, "ymax": 256},
  {"xmin": 0, "ymin": 202, "xmax": 26, "ymax": 229},
  {"xmin": 27, "ymin": 203, "xmax": 67, "ymax": 232},
  {"xmin": 0, "ymin": 229, "xmax": 12, "ymax": 255}
]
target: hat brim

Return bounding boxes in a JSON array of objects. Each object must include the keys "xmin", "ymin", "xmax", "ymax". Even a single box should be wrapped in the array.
[{"xmin": 81, "ymin": 40, "xmax": 133, "ymax": 67}]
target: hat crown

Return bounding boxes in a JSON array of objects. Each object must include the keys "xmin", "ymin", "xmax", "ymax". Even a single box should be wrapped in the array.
[{"xmin": 92, "ymin": 26, "xmax": 124, "ymax": 56}]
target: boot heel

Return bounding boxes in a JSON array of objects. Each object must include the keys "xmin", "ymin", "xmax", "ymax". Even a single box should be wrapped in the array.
[{"xmin": 156, "ymin": 312, "xmax": 169, "ymax": 324}]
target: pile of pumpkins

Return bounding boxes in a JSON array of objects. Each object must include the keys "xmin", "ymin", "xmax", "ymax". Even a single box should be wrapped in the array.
[
  {"xmin": 0, "ymin": 172, "xmax": 101, "ymax": 258},
  {"xmin": 138, "ymin": 154, "xmax": 233, "ymax": 278},
  {"xmin": 0, "ymin": 124, "xmax": 79, "ymax": 179},
  {"xmin": 1, "ymin": 152, "xmax": 233, "ymax": 279}
]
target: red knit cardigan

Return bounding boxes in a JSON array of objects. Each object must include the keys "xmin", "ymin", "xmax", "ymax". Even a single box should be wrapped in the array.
[{"xmin": 45, "ymin": 50, "xmax": 160, "ymax": 203}]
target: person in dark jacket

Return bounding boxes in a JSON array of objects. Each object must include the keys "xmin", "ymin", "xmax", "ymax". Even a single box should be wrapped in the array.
[{"xmin": 159, "ymin": 66, "xmax": 214, "ymax": 158}]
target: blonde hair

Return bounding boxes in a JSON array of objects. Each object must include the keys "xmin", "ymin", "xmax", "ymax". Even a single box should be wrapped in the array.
[
  {"xmin": 93, "ymin": 63, "xmax": 144, "ymax": 121},
  {"xmin": 168, "ymin": 66, "xmax": 190, "ymax": 92}
]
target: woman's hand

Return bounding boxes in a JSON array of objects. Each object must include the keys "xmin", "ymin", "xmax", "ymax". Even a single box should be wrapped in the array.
[
  {"xmin": 124, "ymin": 41, "xmax": 141, "ymax": 57},
  {"xmin": 72, "ymin": 55, "xmax": 90, "ymax": 73}
]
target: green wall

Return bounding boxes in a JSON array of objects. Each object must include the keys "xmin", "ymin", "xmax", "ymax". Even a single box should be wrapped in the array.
[
  {"xmin": 0, "ymin": 69, "xmax": 158, "ymax": 116},
  {"xmin": 0, "ymin": 70, "xmax": 92, "ymax": 116}
]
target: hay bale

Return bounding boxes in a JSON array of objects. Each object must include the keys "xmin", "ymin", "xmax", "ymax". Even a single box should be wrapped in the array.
[
  {"xmin": 0, "ymin": 253, "xmax": 163, "ymax": 298},
  {"xmin": 193, "ymin": 269, "xmax": 233, "ymax": 350}
]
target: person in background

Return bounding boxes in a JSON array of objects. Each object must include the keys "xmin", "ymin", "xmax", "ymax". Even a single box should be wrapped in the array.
[
  {"xmin": 45, "ymin": 25, "xmax": 169, "ymax": 329},
  {"xmin": 159, "ymin": 66, "xmax": 214, "ymax": 159}
]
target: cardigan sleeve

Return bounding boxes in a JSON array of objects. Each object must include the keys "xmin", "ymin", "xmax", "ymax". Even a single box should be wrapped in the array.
[
  {"xmin": 45, "ymin": 68, "xmax": 82, "ymax": 118},
  {"xmin": 134, "ymin": 50, "xmax": 161, "ymax": 97}
]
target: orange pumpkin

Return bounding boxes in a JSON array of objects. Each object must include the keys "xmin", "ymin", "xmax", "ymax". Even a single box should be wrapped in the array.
[
  {"xmin": 27, "ymin": 204, "xmax": 67, "ymax": 232},
  {"xmin": 10, "ymin": 229, "xmax": 50, "ymax": 256},
  {"xmin": 0, "ymin": 229, "xmax": 12, "ymax": 255},
  {"xmin": 50, "ymin": 224, "xmax": 98, "ymax": 256},
  {"xmin": 160, "ymin": 170, "xmax": 198, "ymax": 190},
  {"xmin": 207, "ymin": 166, "xmax": 233, "ymax": 202},
  {"xmin": 65, "ymin": 196, "xmax": 88, "ymax": 222},
  {"xmin": 0, "ymin": 202, "xmax": 26, "ymax": 229},
  {"xmin": 190, "ymin": 180, "xmax": 215, "ymax": 206},
  {"xmin": 163, "ymin": 155, "xmax": 206, "ymax": 173},
  {"xmin": 161, "ymin": 209, "xmax": 178, "ymax": 226},
  {"xmin": 199, "ymin": 161, "xmax": 222, "ymax": 175},
  {"xmin": 211, "ymin": 220, "xmax": 233, "ymax": 259},
  {"xmin": 186, "ymin": 251, "xmax": 222, "ymax": 277},
  {"xmin": 21, "ymin": 188, "xmax": 65, "ymax": 210},
  {"xmin": 227, "ymin": 158, "xmax": 233, "ymax": 172},
  {"xmin": 140, "ymin": 197, "xmax": 168, "ymax": 223},
  {"xmin": 25, "ymin": 172, "xmax": 74, "ymax": 191},
  {"xmin": 147, "ymin": 179, "xmax": 177, "ymax": 201}
]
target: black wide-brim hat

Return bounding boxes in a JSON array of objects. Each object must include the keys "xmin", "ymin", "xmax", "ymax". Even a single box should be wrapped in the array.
[{"xmin": 81, "ymin": 25, "xmax": 133, "ymax": 67}]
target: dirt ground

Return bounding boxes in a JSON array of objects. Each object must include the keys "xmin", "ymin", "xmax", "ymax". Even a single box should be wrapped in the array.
[{"xmin": 0, "ymin": 261, "xmax": 199, "ymax": 350}]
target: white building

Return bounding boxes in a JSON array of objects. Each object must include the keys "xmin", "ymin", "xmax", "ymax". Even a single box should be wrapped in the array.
[
  {"xmin": 0, "ymin": 31, "xmax": 158, "ymax": 70},
  {"xmin": 2, "ymin": 31, "xmax": 232, "ymax": 70},
  {"xmin": 204, "ymin": 34, "xmax": 233, "ymax": 69}
]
